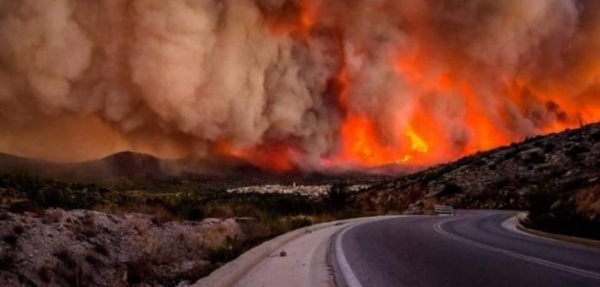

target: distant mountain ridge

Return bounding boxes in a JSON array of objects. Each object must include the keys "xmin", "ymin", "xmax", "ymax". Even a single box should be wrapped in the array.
[
  {"xmin": 0, "ymin": 150, "xmax": 402, "ymax": 184},
  {"xmin": 0, "ymin": 151, "xmax": 170, "ymax": 181}
]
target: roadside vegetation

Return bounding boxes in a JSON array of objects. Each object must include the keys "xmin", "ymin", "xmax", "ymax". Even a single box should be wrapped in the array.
[
  {"xmin": 522, "ymin": 185, "xmax": 600, "ymax": 240},
  {"xmin": 0, "ymin": 173, "xmax": 385, "ymax": 286},
  {"xmin": 0, "ymin": 174, "xmax": 370, "ymax": 222}
]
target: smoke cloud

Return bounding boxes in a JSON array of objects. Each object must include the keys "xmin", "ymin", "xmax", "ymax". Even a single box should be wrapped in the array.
[{"xmin": 1, "ymin": 0, "xmax": 599, "ymax": 169}]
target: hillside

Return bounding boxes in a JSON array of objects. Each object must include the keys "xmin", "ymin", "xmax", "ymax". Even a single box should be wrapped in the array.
[
  {"xmin": 0, "ymin": 152, "xmax": 174, "ymax": 181},
  {"xmin": 357, "ymin": 123, "xmax": 600, "ymax": 239}
]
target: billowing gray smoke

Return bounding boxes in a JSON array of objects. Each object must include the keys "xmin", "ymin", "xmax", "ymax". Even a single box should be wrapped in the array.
[{"xmin": 0, "ymin": 0, "xmax": 599, "ymax": 169}]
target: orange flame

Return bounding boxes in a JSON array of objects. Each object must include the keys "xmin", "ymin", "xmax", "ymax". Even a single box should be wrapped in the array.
[
  {"xmin": 331, "ymin": 46, "xmax": 600, "ymax": 169},
  {"xmin": 216, "ymin": 141, "xmax": 296, "ymax": 172},
  {"xmin": 262, "ymin": 0, "xmax": 318, "ymax": 38},
  {"xmin": 239, "ymin": 2, "xmax": 600, "ymax": 172}
]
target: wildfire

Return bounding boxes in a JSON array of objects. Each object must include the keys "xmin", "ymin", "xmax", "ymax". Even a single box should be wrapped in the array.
[
  {"xmin": 242, "ymin": 0, "xmax": 600, "ymax": 171},
  {"xmin": 338, "ymin": 115, "xmax": 431, "ymax": 167},
  {"xmin": 216, "ymin": 141, "xmax": 296, "ymax": 172},
  {"xmin": 3, "ymin": 0, "xmax": 600, "ymax": 173},
  {"xmin": 406, "ymin": 127, "xmax": 428, "ymax": 154},
  {"xmin": 262, "ymin": 0, "xmax": 318, "ymax": 38}
]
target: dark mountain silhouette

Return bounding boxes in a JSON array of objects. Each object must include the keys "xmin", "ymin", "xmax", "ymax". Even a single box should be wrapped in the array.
[{"xmin": 0, "ymin": 151, "xmax": 170, "ymax": 181}]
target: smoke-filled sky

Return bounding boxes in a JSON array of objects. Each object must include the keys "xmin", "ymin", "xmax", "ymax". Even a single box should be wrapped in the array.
[{"xmin": 1, "ymin": 0, "xmax": 600, "ymax": 170}]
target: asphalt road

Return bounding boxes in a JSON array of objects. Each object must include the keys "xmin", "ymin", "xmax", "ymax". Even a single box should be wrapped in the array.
[{"xmin": 335, "ymin": 211, "xmax": 600, "ymax": 287}]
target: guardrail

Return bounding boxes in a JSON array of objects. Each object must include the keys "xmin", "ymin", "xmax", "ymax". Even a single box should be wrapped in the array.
[{"xmin": 434, "ymin": 205, "xmax": 455, "ymax": 216}]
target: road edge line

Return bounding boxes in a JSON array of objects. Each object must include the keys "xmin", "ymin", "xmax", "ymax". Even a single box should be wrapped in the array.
[
  {"xmin": 434, "ymin": 218, "xmax": 600, "ymax": 280},
  {"xmin": 334, "ymin": 223, "xmax": 365, "ymax": 287}
]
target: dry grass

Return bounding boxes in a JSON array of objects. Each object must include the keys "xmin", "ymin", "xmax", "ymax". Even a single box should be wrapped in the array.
[{"xmin": 202, "ymin": 204, "xmax": 235, "ymax": 218}]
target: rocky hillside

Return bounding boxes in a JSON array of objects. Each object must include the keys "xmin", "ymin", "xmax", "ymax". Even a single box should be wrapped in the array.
[
  {"xmin": 0, "ymin": 209, "xmax": 242, "ymax": 287},
  {"xmin": 357, "ymin": 123, "xmax": 600, "ymax": 238}
]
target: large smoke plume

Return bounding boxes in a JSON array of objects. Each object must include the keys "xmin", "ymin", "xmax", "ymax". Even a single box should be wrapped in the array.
[{"xmin": 1, "ymin": 0, "xmax": 600, "ymax": 170}]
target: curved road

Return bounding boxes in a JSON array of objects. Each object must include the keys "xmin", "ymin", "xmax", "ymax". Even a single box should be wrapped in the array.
[{"xmin": 335, "ymin": 211, "xmax": 600, "ymax": 287}]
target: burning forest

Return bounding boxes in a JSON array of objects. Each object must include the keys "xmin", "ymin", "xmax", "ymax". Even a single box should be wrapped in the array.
[{"xmin": 1, "ymin": 0, "xmax": 600, "ymax": 172}]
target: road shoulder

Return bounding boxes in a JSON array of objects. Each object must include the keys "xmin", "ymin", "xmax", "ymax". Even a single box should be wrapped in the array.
[
  {"xmin": 502, "ymin": 212, "xmax": 600, "ymax": 248},
  {"xmin": 193, "ymin": 217, "xmax": 394, "ymax": 287}
]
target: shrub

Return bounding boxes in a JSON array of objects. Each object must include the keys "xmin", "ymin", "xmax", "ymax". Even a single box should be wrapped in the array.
[
  {"xmin": 253, "ymin": 194, "xmax": 315, "ymax": 216},
  {"xmin": 166, "ymin": 193, "xmax": 204, "ymax": 220},
  {"xmin": 2, "ymin": 234, "xmax": 18, "ymax": 246},
  {"xmin": 181, "ymin": 263, "xmax": 211, "ymax": 283},
  {"xmin": 231, "ymin": 202, "xmax": 264, "ymax": 219},
  {"xmin": 84, "ymin": 253, "xmax": 103, "ymax": 267},
  {"xmin": 543, "ymin": 143, "xmax": 556, "ymax": 153},
  {"xmin": 524, "ymin": 187, "xmax": 600, "ymax": 239},
  {"xmin": 326, "ymin": 184, "xmax": 350, "ymax": 211},
  {"xmin": 289, "ymin": 217, "xmax": 312, "ymax": 229},
  {"xmin": 92, "ymin": 242, "xmax": 110, "ymax": 257},
  {"xmin": 565, "ymin": 145, "xmax": 590, "ymax": 159},
  {"xmin": 74, "ymin": 213, "xmax": 99, "ymax": 239},
  {"xmin": 204, "ymin": 238, "xmax": 257, "ymax": 266},
  {"xmin": 13, "ymin": 225, "xmax": 24, "ymax": 235},
  {"xmin": 527, "ymin": 151, "xmax": 546, "ymax": 164},
  {"xmin": 0, "ymin": 212, "xmax": 11, "ymax": 221},
  {"xmin": 42, "ymin": 210, "xmax": 64, "ymax": 224},
  {"xmin": 54, "ymin": 249, "xmax": 78, "ymax": 269},
  {"xmin": 126, "ymin": 259, "xmax": 154, "ymax": 285},
  {"xmin": 202, "ymin": 204, "xmax": 234, "ymax": 218},
  {"xmin": 0, "ymin": 252, "xmax": 13, "ymax": 269},
  {"xmin": 590, "ymin": 130, "xmax": 600, "ymax": 142},
  {"xmin": 38, "ymin": 263, "xmax": 52, "ymax": 283},
  {"xmin": 437, "ymin": 183, "xmax": 463, "ymax": 198}
]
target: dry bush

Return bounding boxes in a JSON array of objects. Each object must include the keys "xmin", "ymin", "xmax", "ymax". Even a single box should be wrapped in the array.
[
  {"xmin": 54, "ymin": 249, "xmax": 77, "ymax": 268},
  {"xmin": 0, "ymin": 251, "xmax": 14, "ymax": 269},
  {"xmin": 149, "ymin": 207, "xmax": 177, "ymax": 226},
  {"xmin": 126, "ymin": 257, "xmax": 154, "ymax": 285},
  {"xmin": 182, "ymin": 262, "xmax": 211, "ymax": 283},
  {"xmin": 84, "ymin": 252, "xmax": 103, "ymax": 267},
  {"xmin": 0, "ymin": 211, "xmax": 12, "ymax": 221},
  {"xmin": 42, "ymin": 209, "xmax": 64, "ymax": 224},
  {"xmin": 12, "ymin": 225, "xmax": 24, "ymax": 235},
  {"xmin": 202, "ymin": 204, "xmax": 234, "ymax": 218},
  {"xmin": 38, "ymin": 263, "xmax": 53, "ymax": 283},
  {"xmin": 231, "ymin": 203, "xmax": 264, "ymax": 219},
  {"xmin": 2, "ymin": 234, "xmax": 17, "ymax": 246},
  {"xmin": 576, "ymin": 185, "xmax": 600, "ymax": 217},
  {"xmin": 70, "ymin": 212, "xmax": 100, "ymax": 240},
  {"xmin": 310, "ymin": 214, "xmax": 337, "ymax": 224},
  {"xmin": 92, "ymin": 241, "xmax": 110, "ymax": 257},
  {"xmin": 237, "ymin": 220, "xmax": 270, "ymax": 240}
]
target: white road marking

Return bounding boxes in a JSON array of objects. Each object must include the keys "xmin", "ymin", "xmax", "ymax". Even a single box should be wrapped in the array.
[
  {"xmin": 434, "ymin": 218, "xmax": 600, "ymax": 281},
  {"xmin": 335, "ymin": 223, "xmax": 365, "ymax": 287}
]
